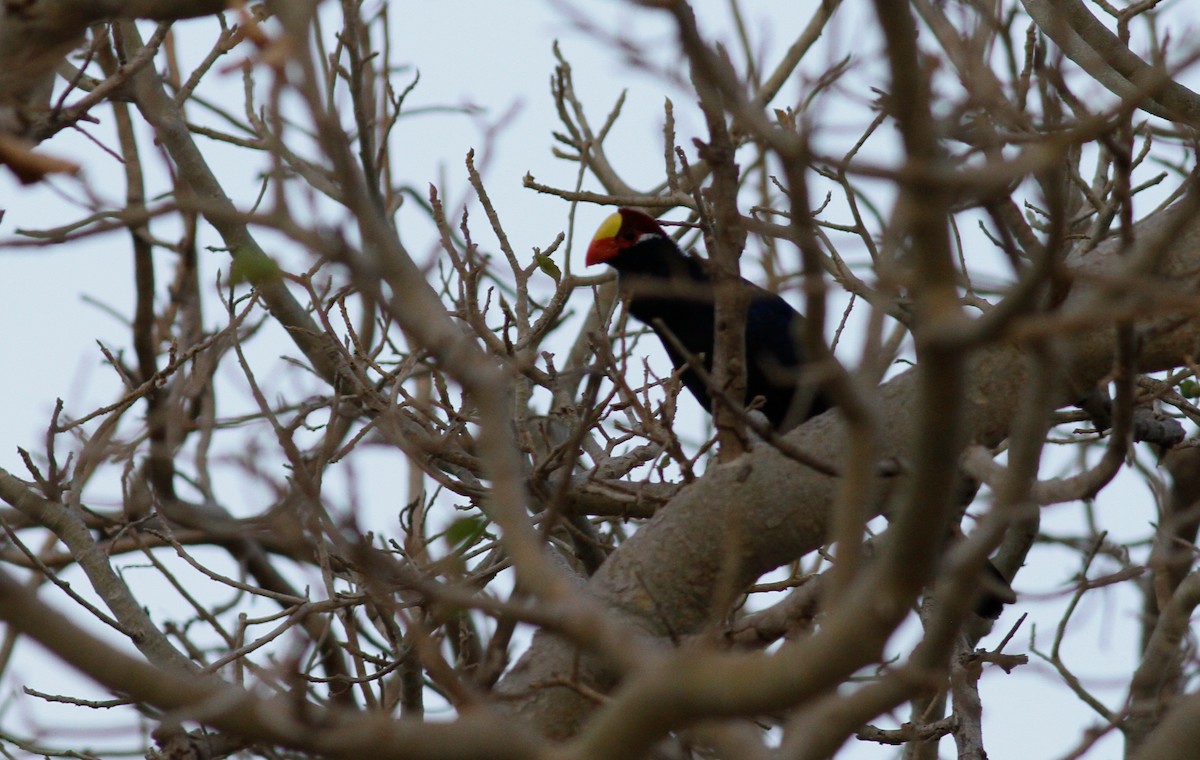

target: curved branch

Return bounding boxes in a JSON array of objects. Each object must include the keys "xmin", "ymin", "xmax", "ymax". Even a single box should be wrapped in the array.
[
  {"xmin": 0, "ymin": 1, "xmax": 230, "ymax": 133},
  {"xmin": 1020, "ymin": 0, "xmax": 1200, "ymax": 127}
]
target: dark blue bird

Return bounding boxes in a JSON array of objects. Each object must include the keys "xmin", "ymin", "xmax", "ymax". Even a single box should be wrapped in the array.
[{"xmin": 586, "ymin": 207, "xmax": 829, "ymax": 431}]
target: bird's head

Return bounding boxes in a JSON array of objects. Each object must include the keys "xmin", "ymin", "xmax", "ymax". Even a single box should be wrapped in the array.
[{"xmin": 585, "ymin": 208, "xmax": 668, "ymax": 267}]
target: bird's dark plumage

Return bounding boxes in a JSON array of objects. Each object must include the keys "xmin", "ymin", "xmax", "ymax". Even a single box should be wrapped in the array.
[{"xmin": 586, "ymin": 208, "xmax": 829, "ymax": 431}]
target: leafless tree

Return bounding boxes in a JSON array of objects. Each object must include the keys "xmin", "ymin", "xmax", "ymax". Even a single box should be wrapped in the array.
[{"xmin": 1, "ymin": 1, "xmax": 1199, "ymax": 758}]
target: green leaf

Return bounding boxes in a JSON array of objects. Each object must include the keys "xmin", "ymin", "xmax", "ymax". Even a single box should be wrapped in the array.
[
  {"xmin": 230, "ymin": 247, "xmax": 282, "ymax": 286},
  {"xmin": 534, "ymin": 251, "xmax": 561, "ymax": 282},
  {"xmin": 445, "ymin": 514, "xmax": 486, "ymax": 551},
  {"xmin": 1181, "ymin": 379, "xmax": 1198, "ymax": 398}
]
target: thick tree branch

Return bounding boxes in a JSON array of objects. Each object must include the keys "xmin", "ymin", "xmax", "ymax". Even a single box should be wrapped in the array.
[{"xmin": 498, "ymin": 195, "xmax": 1200, "ymax": 742}]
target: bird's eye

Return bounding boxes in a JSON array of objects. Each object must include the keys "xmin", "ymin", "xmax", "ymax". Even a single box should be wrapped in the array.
[{"xmin": 620, "ymin": 232, "xmax": 636, "ymax": 241}]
